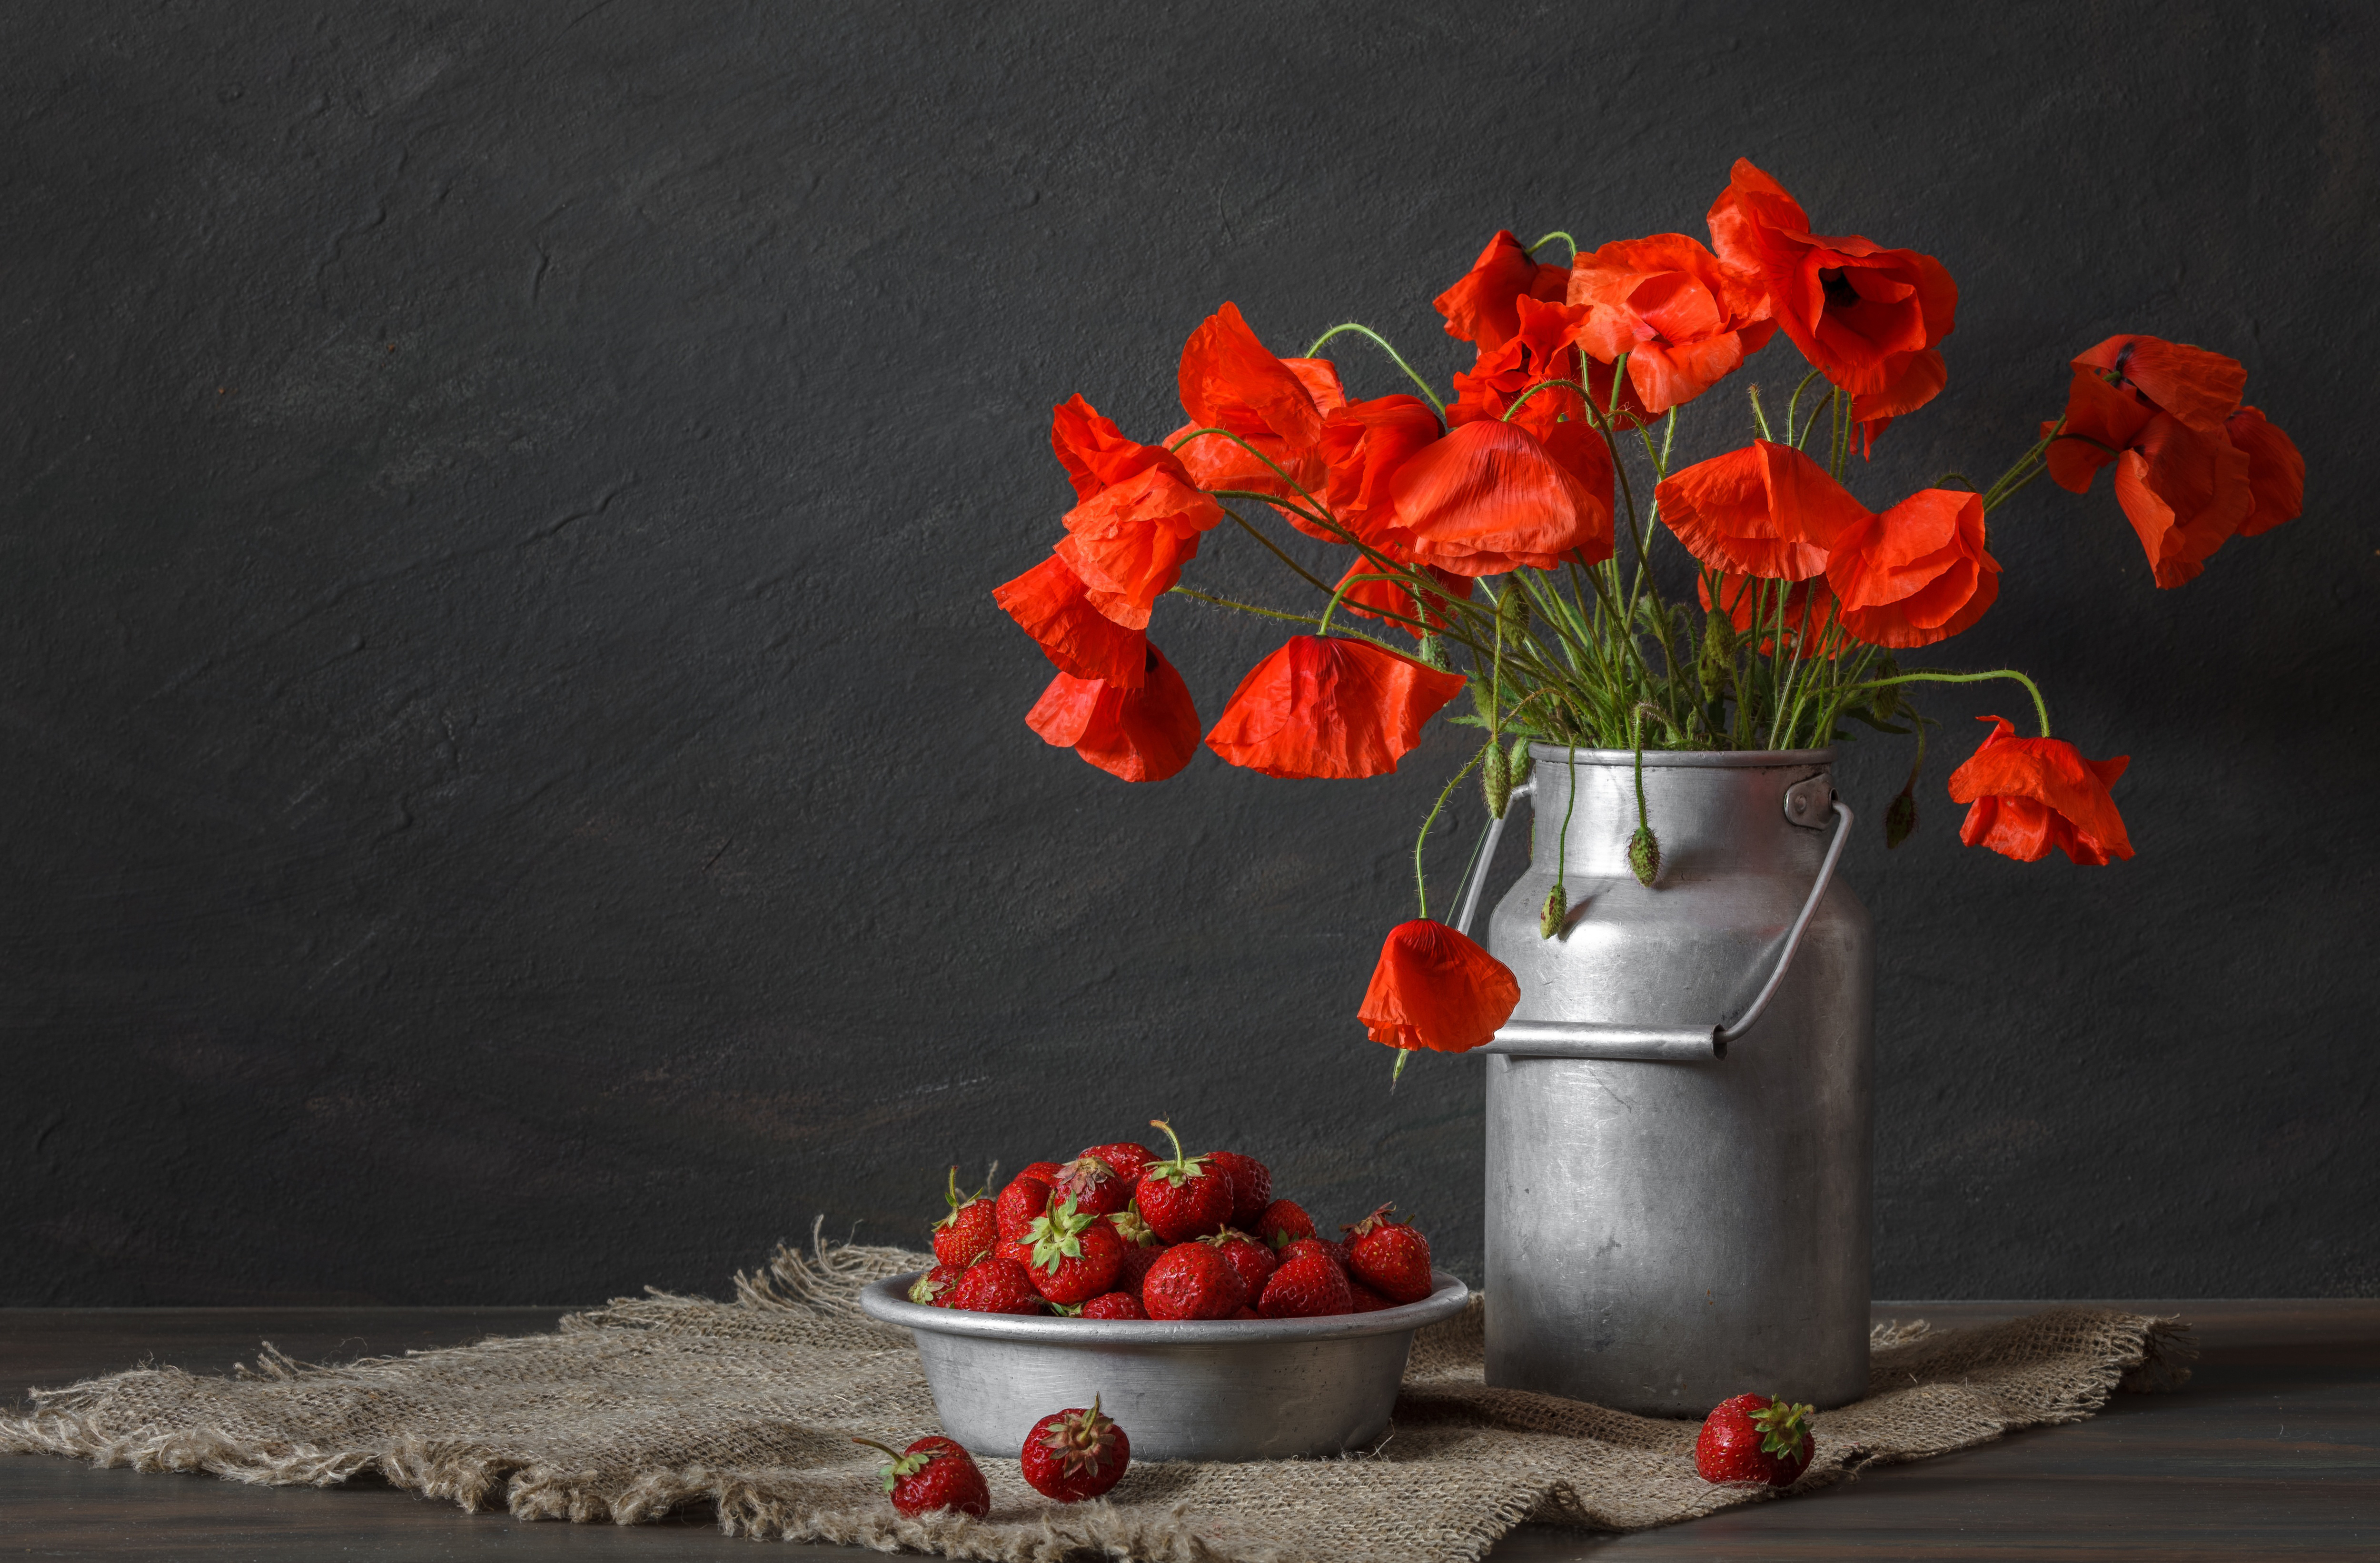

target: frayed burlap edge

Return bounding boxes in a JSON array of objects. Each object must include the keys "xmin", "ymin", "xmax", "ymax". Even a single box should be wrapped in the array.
[{"xmin": 3, "ymin": 1224, "xmax": 2199, "ymax": 1563}]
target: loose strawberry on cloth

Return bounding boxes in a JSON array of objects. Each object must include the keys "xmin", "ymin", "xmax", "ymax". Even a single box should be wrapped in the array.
[{"xmin": 1, "ymin": 1233, "xmax": 2194, "ymax": 1563}]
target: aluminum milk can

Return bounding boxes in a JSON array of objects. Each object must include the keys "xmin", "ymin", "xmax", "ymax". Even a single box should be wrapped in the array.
[{"xmin": 1476, "ymin": 745, "xmax": 1873, "ymax": 1416}]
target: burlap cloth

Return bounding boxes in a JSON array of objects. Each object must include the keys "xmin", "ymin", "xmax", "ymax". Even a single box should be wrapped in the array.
[{"xmin": 4, "ymin": 1232, "xmax": 2193, "ymax": 1561}]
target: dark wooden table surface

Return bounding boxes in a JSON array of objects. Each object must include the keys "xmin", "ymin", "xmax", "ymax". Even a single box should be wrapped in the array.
[{"xmin": 4, "ymin": 1301, "xmax": 2373, "ymax": 1560}]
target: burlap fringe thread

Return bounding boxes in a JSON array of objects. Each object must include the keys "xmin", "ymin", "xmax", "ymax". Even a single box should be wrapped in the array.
[{"xmin": 3, "ymin": 1221, "xmax": 2193, "ymax": 1563}]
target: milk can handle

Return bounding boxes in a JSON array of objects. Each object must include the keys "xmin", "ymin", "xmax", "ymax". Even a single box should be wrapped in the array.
[{"xmin": 1454, "ymin": 784, "xmax": 1854, "ymax": 1063}]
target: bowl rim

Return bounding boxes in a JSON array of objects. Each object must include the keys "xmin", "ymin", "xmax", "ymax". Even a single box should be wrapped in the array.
[{"xmin": 858, "ymin": 1268, "xmax": 1469, "ymax": 1344}]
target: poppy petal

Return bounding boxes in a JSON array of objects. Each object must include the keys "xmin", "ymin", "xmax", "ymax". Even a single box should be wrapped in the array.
[
  {"xmin": 1945, "ymin": 716, "xmax": 2132, "ymax": 865},
  {"xmin": 1205, "ymin": 636, "xmax": 1468, "ymax": 779},
  {"xmin": 1025, "ymin": 646, "xmax": 1201, "ymax": 783},
  {"xmin": 992, "ymin": 554, "xmax": 1148, "ymax": 686},
  {"xmin": 1357, "ymin": 919, "xmax": 1520, "ymax": 1055},
  {"xmin": 1382, "ymin": 418, "xmax": 1615, "ymax": 576},
  {"xmin": 1656, "ymin": 440, "xmax": 1867, "ymax": 580},
  {"xmin": 2223, "ymin": 406, "xmax": 2304, "ymax": 538}
]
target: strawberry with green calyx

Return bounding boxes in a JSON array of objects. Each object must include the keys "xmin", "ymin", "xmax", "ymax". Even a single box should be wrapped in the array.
[
  {"xmin": 1257, "ymin": 1251, "xmax": 1352, "ymax": 1318},
  {"xmin": 1695, "ymin": 1394, "xmax": 1816, "ymax": 1486},
  {"xmin": 1053, "ymin": 1153, "xmax": 1131, "ymax": 1218},
  {"xmin": 1201, "ymin": 1228, "xmax": 1278, "ymax": 1300},
  {"xmin": 1141, "ymin": 1239, "xmax": 1245, "ymax": 1319},
  {"xmin": 931, "ymin": 1167, "xmax": 999, "ymax": 1269},
  {"xmin": 1080, "ymin": 1140, "xmax": 1156, "ymax": 1184},
  {"xmin": 996, "ymin": 1169, "xmax": 1056, "ymax": 1243},
  {"xmin": 1133, "ymin": 1119, "xmax": 1234, "ymax": 1242},
  {"xmin": 1021, "ymin": 1397, "xmax": 1130, "ymax": 1502},
  {"xmin": 908, "ymin": 1262, "xmax": 967, "ymax": 1306},
  {"xmin": 948, "ymin": 1256, "xmax": 1047, "ymax": 1315},
  {"xmin": 1079, "ymin": 1290, "xmax": 1146, "ymax": 1320},
  {"xmin": 1021, "ymin": 1195, "xmax": 1125, "ymax": 1304},
  {"xmin": 1343, "ymin": 1205, "xmax": 1434, "ymax": 1304},
  {"xmin": 1204, "ymin": 1151, "xmax": 1272, "ymax": 1228},
  {"xmin": 1106, "ymin": 1207, "xmax": 1159, "ymax": 1248},
  {"xmin": 853, "ymin": 1434, "xmax": 991, "ymax": 1517},
  {"xmin": 1257, "ymin": 1198, "xmax": 1316, "ymax": 1251}
]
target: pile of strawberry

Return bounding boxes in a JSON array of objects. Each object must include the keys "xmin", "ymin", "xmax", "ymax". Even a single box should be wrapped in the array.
[{"xmin": 910, "ymin": 1120, "xmax": 1433, "ymax": 1320}]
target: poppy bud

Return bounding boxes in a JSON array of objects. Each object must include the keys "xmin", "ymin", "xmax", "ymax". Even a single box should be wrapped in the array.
[
  {"xmin": 1698, "ymin": 613, "xmax": 1735, "ymax": 702},
  {"xmin": 1872, "ymin": 683, "xmax": 1902, "ymax": 724},
  {"xmin": 1497, "ymin": 587, "xmax": 1529, "ymax": 636},
  {"xmin": 1508, "ymin": 737, "xmax": 1534, "ymax": 789},
  {"xmin": 1628, "ymin": 825, "xmax": 1662, "ymax": 887},
  {"xmin": 1418, "ymin": 633, "xmax": 1451, "ymax": 670},
  {"xmin": 1884, "ymin": 785, "xmax": 1918, "ymax": 849},
  {"xmin": 1538, "ymin": 884, "xmax": 1567, "ymax": 939},
  {"xmin": 1483, "ymin": 740, "xmax": 1512, "ymax": 818}
]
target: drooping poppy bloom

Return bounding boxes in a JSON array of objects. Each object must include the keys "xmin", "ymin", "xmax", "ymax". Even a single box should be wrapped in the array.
[
  {"xmin": 1945, "ymin": 716, "xmax": 2133, "ymax": 866},
  {"xmin": 1707, "ymin": 159, "xmax": 1955, "ymax": 448},
  {"xmin": 1168, "ymin": 303, "xmax": 1345, "ymax": 532},
  {"xmin": 1567, "ymin": 233, "xmax": 1777, "ymax": 416},
  {"xmin": 1320, "ymin": 394, "xmax": 1444, "ymax": 543},
  {"xmin": 2043, "ymin": 336, "xmax": 2294, "ymax": 587},
  {"xmin": 1696, "ymin": 570, "xmax": 1844, "ymax": 657},
  {"xmin": 1434, "ymin": 230, "xmax": 1572, "ymax": 352},
  {"xmin": 1448, "ymin": 295, "xmax": 1592, "ymax": 439},
  {"xmin": 1655, "ymin": 439, "xmax": 1867, "ymax": 581},
  {"xmin": 2223, "ymin": 406, "xmax": 2305, "ymax": 537},
  {"xmin": 1044, "ymin": 396, "xmax": 1224, "ymax": 628},
  {"xmin": 1025, "ymin": 645, "xmax": 1202, "ymax": 783},
  {"xmin": 1825, "ymin": 489, "xmax": 1999, "ymax": 649},
  {"xmin": 1331, "ymin": 554, "xmax": 1476, "ymax": 637},
  {"xmin": 1357, "ymin": 919, "xmax": 1521, "ymax": 1055},
  {"xmin": 992, "ymin": 553, "xmax": 1148, "ymax": 686},
  {"xmin": 1205, "ymin": 636, "xmax": 1468, "ymax": 779},
  {"xmin": 1377, "ymin": 417, "xmax": 1616, "ymax": 576}
]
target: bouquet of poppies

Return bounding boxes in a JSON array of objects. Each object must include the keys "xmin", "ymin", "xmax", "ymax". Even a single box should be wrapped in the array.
[{"xmin": 993, "ymin": 158, "xmax": 2304, "ymax": 1069}]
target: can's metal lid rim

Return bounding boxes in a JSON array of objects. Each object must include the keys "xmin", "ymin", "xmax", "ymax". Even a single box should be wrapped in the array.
[
  {"xmin": 858, "ymin": 1270, "xmax": 1469, "ymax": 1344},
  {"xmin": 1522, "ymin": 745, "xmax": 1835, "ymax": 768}
]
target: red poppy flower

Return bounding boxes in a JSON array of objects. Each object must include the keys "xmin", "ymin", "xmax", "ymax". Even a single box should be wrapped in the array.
[
  {"xmin": 1707, "ymin": 159, "xmax": 1955, "ymax": 446},
  {"xmin": 2042, "ymin": 336, "xmax": 2290, "ymax": 587},
  {"xmin": 1945, "ymin": 716, "xmax": 2132, "ymax": 866},
  {"xmin": 1053, "ymin": 463, "xmax": 1226, "ymax": 630},
  {"xmin": 1567, "ymin": 233, "xmax": 1776, "ymax": 415},
  {"xmin": 2223, "ymin": 406, "xmax": 2305, "ymax": 537},
  {"xmin": 1025, "ymin": 645, "xmax": 1201, "ymax": 783},
  {"xmin": 992, "ymin": 553, "xmax": 1148, "ymax": 686},
  {"xmin": 1320, "ymin": 394, "xmax": 1444, "ymax": 543},
  {"xmin": 1655, "ymin": 439, "xmax": 1867, "ymax": 581},
  {"xmin": 1357, "ymin": 919, "xmax": 1521, "ymax": 1055},
  {"xmin": 1205, "ymin": 636, "xmax": 1468, "ymax": 779},
  {"xmin": 1696, "ymin": 570, "xmax": 1844, "ymax": 657},
  {"xmin": 1051, "ymin": 394, "xmax": 1179, "ymax": 498},
  {"xmin": 1376, "ymin": 418, "xmax": 1616, "ymax": 576},
  {"xmin": 1825, "ymin": 489, "xmax": 1999, "ymax": 649},
  {"xmin": 1448, "ymin": 295, "xmax": 1592, "ymax": 439},
  {"xmin": 1168, "ymin": 303, "xmax": 1345, "ymax": 530},
  {"xmin": 1330, "ymin": 555, "xmax": 1476, "ymax": 637},
  {"xmin": 1435, "ymin": 230, "xmax": 1572, "ymax": 352}
]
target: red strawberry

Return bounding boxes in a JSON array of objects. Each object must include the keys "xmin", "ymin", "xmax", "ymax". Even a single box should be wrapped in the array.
[
  {"xmin": 1348, "ymin": 1280, "xmax": 1395, "ymax": 1313},
  {"xmin": 1017, "ymin": 1160, "xmax": 1064, "ymax": 1183},
  {"xmin": 947, "ymin": 1257, "xmax": 1046, "ymax": 1315},
  {"xmin": 995, "ymin": 1171, "xmax": 1055, "ymax": 1242},
  {"xmin": 1204, "ymin": 1151, "xmax": 1272, "ymax": 1228},
  {"xmin": 997, "ymin": 1235, "xmax": 1036, "ymax": 1270},
  {"xmin": 1021, "ymin": 1397, "xmax": 1130, "ymax": 1502},
  {"xmin": 1052, "ymin": 1153, "xmax": 1131, "ymax": 1218},
  {"xmin": 1257, "ymin": 1252, "xmax": 1353, "ymax": 1317},
  {"xmin": 931, "ymin": 1167, "xmax": 998, "ymax": 1269},
  {"xmin": 1107, "ymin": 1207, "xmax": 1158, "ymax": 1249},
  {"xmin": 1343, "ymin": 1205, "xmax": 1434, "ymax": 1304},
  {"xmin": 1230, "ymin": 1305, "xmax": 1259, "ymax": 1319},
  {"xmin": 1277, "ymin": 1236, "xmax": 1351, "ymax": 1273},
  {"xmin": 1021, "ymin": 1197, "xmax": 1125, "ymax": 1304},
  {"xmin": 1133, "ymin": 1119, "xmax": 1234, "ymax": 1242},
  {"xmin": 1695, "ymin": 1394, "xmax": 1816, "ymax": 1486},
  {"xmin": 1079, "ymin": 1291, "xmax": 1147, "ymax": 1320},
  {"xmin": 1256, "ymin": 1198, "xmax": 1317, "ymax": 1251},
  {"xmin": 1117, "ymin": 1240, "xmax": 1164, "ymax": 1296},
  {"xmin": 1141, "ymin": 1240, "xmax": 1246, "ymax": 1319},
  {"xmin": 1201, "ymin": 1228, "xmax": 1277, "ymax": 1300},
  {"xmin": 907, "ymin": 1262, "xmax": 967, "ymax": 1306},
  {"xmin": 853, "ymin": 1434, "xmax": 990, "ymax": 1518},
  {"xmin": 1080, "ymin": 1141, "xmax": 1156, "ymax": 1185}
]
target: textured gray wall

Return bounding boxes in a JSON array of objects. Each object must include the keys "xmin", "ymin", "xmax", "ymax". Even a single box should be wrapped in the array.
[{"xmin": 3, "ymin": 3, "xmax": 2373, "ymax": 1305}]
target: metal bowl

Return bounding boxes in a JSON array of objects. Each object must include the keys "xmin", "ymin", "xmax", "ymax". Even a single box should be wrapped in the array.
[{"xmin": 857, "ymin": 1269, "xmax": 1470, "ymax": 1462}]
